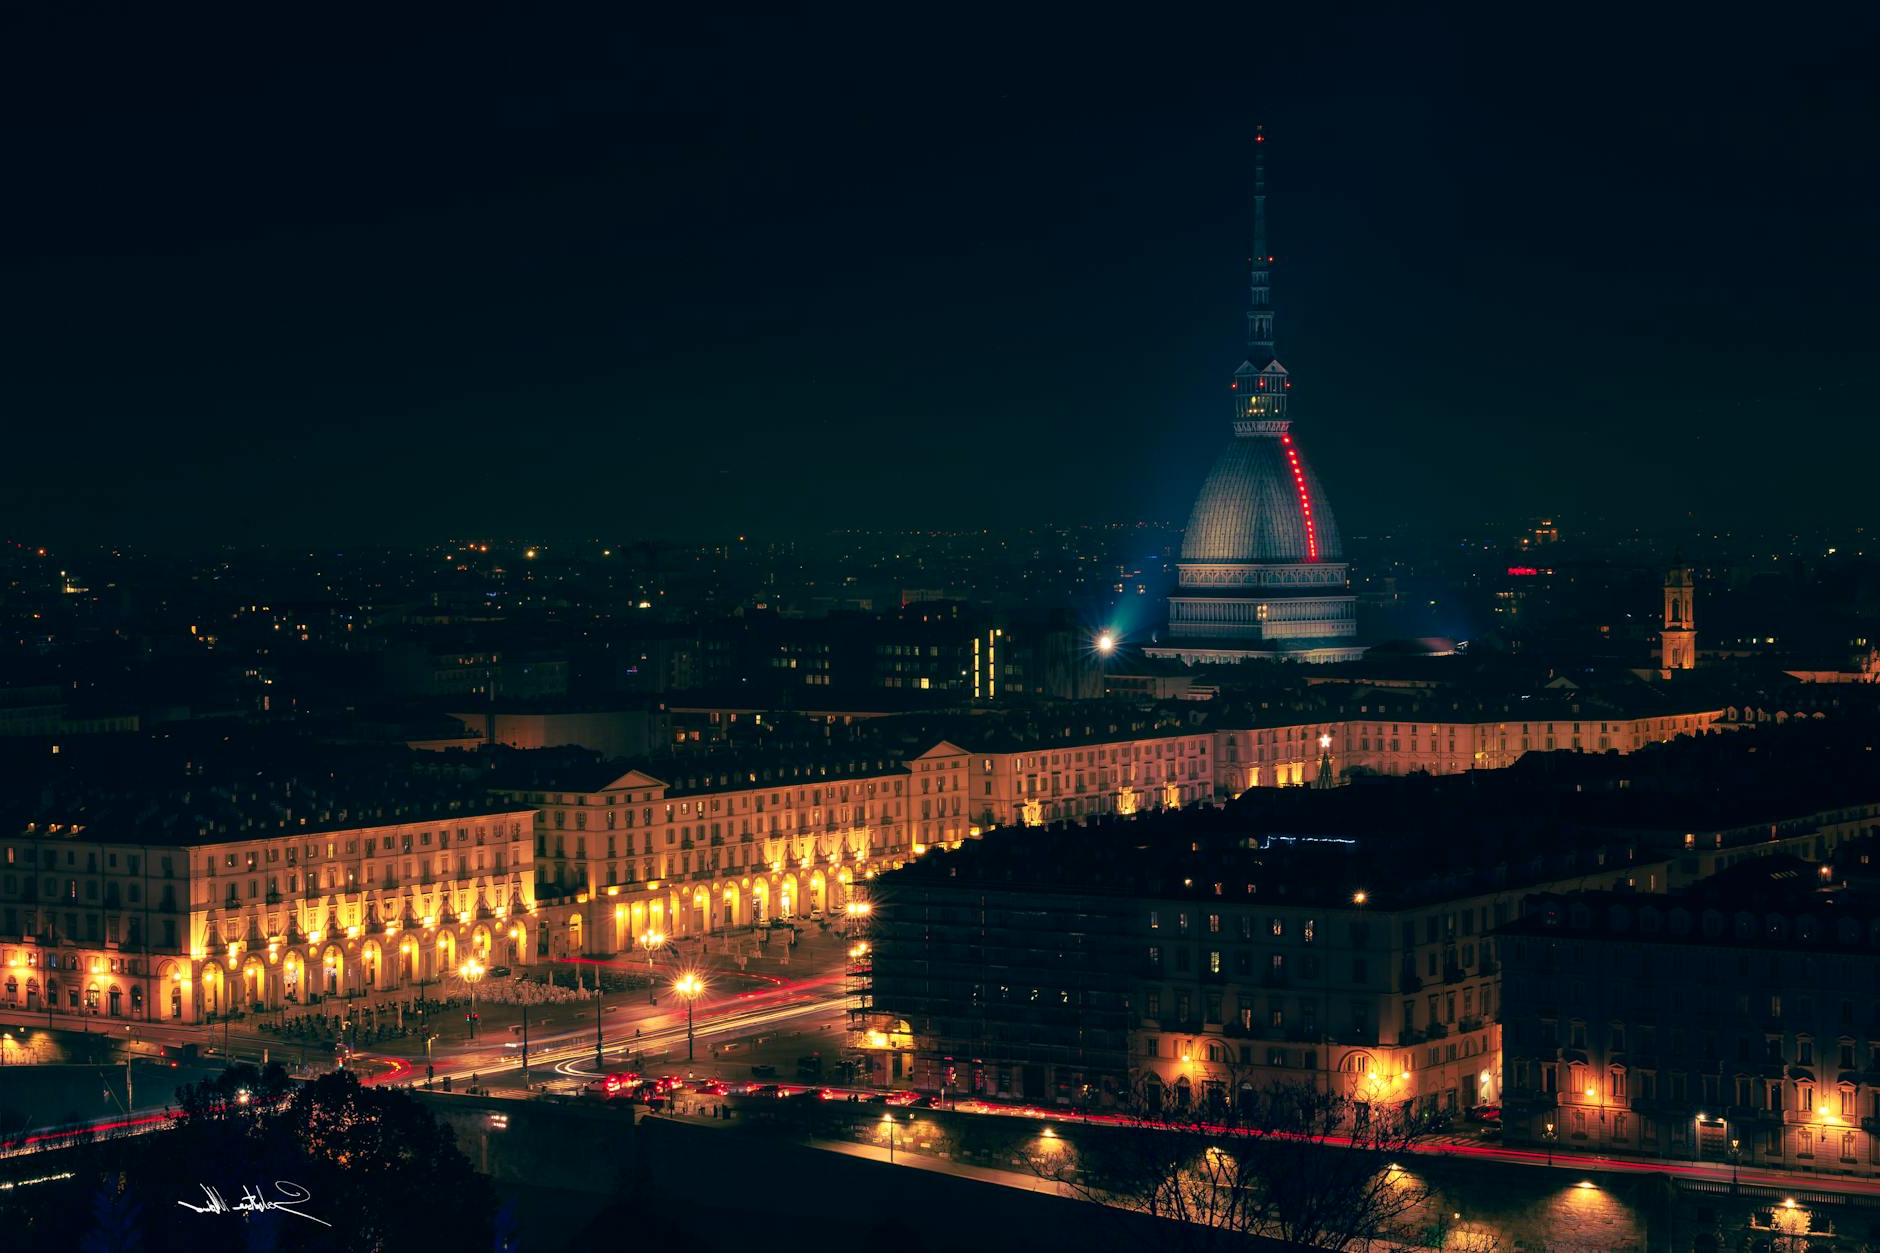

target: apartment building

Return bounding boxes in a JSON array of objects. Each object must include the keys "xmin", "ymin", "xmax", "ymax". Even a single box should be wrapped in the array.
[{"xmin": 0, "ymin": 773, "xmax": 534, "ymax": 1025}]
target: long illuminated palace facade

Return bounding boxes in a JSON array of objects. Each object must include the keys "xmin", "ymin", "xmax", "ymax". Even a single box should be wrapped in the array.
[
  {"xmin": 0, "ymin": 703, "xmax": 1724, "ymax": 1027},
  {"xmin": 509, "ymin": 703, "xmax": 1726, "ymax": 962},
  {"xmin": 0, "ymin": 804, "xmax": 536, "ymax": 1024}
]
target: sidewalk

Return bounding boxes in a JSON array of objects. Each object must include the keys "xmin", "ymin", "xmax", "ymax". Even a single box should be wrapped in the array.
[{"xmin": 807, "ymin": 1134, "xmax": 1073, "ymax": 1197}]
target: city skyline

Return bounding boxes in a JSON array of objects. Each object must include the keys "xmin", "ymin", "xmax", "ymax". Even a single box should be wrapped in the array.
[{"xmin": 9, "ymin": 10, "xmax": 1879, "ymax": 548}]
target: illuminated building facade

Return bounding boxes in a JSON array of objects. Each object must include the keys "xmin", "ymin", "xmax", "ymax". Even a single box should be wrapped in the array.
[
  {"xmin": 0, "ymin": 805, "xmax": 536, "ymax": 1025},
  {"xmin": 870, "ymin": 811, "xmax": 1668, "ymax": 1110},
  {"xmin": 1500, "ymin": 843, "xmax": 1880, "ymax": 1176},
  {"xmin": 493, "ymin": 753, "xmax": 916, "ymax": 960},
  {"xmin": 875, "ymin": 724, "xmax": 1876, "ymax": 1108},
  {"xmin": 504, "ymin": 699, "xmax": 1725, "ymax": 958},
  {"xmin": 1150, "ymin": 127, "xmax": 1361, "ymax": 665}
]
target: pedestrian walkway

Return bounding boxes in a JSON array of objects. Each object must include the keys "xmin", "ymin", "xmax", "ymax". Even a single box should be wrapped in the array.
[{"xmin": 805, "ymin": 1135, "xmax": 1073, "ymax": 1197}]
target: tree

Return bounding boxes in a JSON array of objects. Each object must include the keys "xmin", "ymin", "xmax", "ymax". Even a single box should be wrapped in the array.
[
  {"xmin": 78, "ymin": 1175, "xmax": 143, "ymax": 1253},
  {"xmin": 1026, "ymin": 1074, "xmax": 1441, "ymax": 1251},
  {"xmin": 176, "ymin": 1062, "xmax": 293, "ymax": 1127},
  {"xmin": 281, "ymin": 1069, "xmax": 498, "ymax": 1251},
  {"xmin": 155, "ymin": 1066, "xmax": 496, "ymax": 1252}
]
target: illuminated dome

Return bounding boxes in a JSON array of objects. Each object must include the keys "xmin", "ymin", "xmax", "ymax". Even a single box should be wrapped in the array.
[{"xmin": 1180, "ymin": 431, "xmax": 1343, "ymax": 564}]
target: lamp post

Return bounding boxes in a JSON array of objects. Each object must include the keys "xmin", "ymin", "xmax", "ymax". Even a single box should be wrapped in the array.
[
  {"xmin": 594, "ymin": 964, "xmax": 605, "ymax": 1071},
  {"xmin": 1729, "ymin": 1135, "xmax": 1742, "ymax": 1193},
  {"xmin": 639, "ymin": 929, "xmax": 666, "ymax": 1004},
  {"xmin": 1543, "ymin": 1119, "xmax": 1557, "ymax": 1166},
  {"xmin": 460, "ymin": 958, "xmax": 484, "ymax": 1040},
  {"xmin": 674, "ymin": 972, "xmax": 703, "ymax": 1062}
]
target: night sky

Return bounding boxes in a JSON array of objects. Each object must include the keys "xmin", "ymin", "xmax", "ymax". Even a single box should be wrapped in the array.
[{"xmin": 9, "ymin": 10, "xmax": 1878, "ymax": 548}]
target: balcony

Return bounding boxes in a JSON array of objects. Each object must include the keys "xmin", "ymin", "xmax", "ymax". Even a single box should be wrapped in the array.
[{"xmin": 1458, "ymin": 1016, "xmax": 1484, "ymax": 1034}]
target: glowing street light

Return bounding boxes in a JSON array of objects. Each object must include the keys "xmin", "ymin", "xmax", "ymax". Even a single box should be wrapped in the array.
[
  {"xmin": 1095, "ymin": 631, "xmax": 1116, "ymax": 656},
  {"xmin": 460, "ymin": 958, "xmax": 485, "ymax": 1040},
  {"xmin": 673, "ymin": 971, "xmax": 704, "ymax": 1061}
]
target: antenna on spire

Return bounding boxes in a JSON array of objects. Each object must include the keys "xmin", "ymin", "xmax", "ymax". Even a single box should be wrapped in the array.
[
  {"xmin": 1245, "ymin": 125, "xmax": 1275, "ymax": 365},
  {"xmin": 1252, "ymin": 124, "xmax": 1267, "ymax": 267}
]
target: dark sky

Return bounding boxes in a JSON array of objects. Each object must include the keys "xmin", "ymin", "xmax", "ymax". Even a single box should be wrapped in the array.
[{"xmin": 8, "ymin": 9, "xmax": 1878, "ymax": 548}]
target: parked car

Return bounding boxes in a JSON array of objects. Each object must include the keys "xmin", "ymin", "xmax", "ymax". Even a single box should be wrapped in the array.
[
  {"xmin": 1465, "ymin": 1104, "xmax": 1502, "ymax": 1125},
  {"xmin": 489, "ymin": 966, "xmax": 512, "ymax": 978}
]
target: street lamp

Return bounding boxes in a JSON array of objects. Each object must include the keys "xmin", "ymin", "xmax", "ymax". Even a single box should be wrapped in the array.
[
  {"xmin": 1543, "ymin": 1119, "xmax": 1557, "ymax": 1166},
  {"xmin": 460, "ymin": 958, "xmax": 484, "ymax": 1040},
  {"xmin": 1729, "ymin": 1136, "xmax": 1742, "ymax": 1193},
  {"xmin": 594, "ymin": 962, "xmax": 607, "ymax": 1071},
  {"xmin": 1095, "ymin": 631, "xmax": 1115, "ymax": 656},
  {"xmin": 638, "ymin": 929, "xmax": 667, "ymax": 969},
  {"xmin": 673, "ymin": 971, "xmax": 704, "ymax": 1062},
  {"xmin": 881, "ymin": 1111, "xmax": 909, "ymax": 1164}
]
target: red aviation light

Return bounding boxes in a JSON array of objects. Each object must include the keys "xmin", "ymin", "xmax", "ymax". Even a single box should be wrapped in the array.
[{"xmin": 1280, "ymin": 434, "xmax": 1320, "ymax": 561}]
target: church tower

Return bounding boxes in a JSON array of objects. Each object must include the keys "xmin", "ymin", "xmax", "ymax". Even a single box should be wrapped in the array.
[{"xmin": 1661, "ymin": 558, "xmax": 1696, "ymax": 672}]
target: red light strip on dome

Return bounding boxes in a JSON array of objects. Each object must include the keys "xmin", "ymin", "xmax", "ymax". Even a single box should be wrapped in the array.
[{"xmin": 1280, "ymin": 434, "xmax": 1319, "ymax": 561}]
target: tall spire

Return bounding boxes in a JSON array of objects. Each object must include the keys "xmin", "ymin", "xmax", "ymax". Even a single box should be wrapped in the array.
[
  {"xmin": 1230, "ymin": 126, "xmax": 1287, "ymax": 434},
  {"xmin": 1246, "ymin": 124, "xmax": 1275, "ymax": 367}
]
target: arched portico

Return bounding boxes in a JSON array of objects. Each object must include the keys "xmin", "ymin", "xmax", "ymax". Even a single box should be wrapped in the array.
[
  {"xmin": 320, "ymin": 946, "xmax": 344, "ymax": 997},
  {"xmin": 241, "ymin": 957, "xmax": 267, "ymax": 1010},
  {"xmin": 361, "ymin": 941, "xmax": 383, "ymax": 991}
]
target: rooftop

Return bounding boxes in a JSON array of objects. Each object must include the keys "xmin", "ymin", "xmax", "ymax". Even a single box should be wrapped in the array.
[
  {"xmin": 0, "ymin": 727, "xmax": 525, "ymax": 848},
  {"xmin": 881, "ymin": 719, "xmax": 1880, "ymax": 910}
]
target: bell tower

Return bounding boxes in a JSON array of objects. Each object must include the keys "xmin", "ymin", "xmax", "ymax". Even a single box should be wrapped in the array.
[{"xmin": 1661, "ymin": 558, "xmax": 1696, "ymax": 673}]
